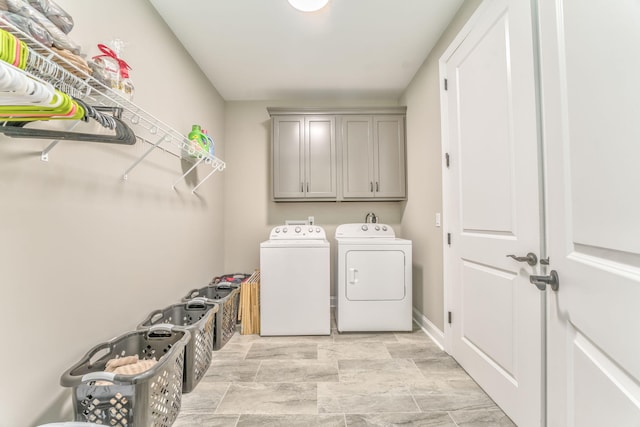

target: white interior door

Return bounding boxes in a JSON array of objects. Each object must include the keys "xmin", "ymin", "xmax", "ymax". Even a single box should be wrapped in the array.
[
  {"xmin": 538, "ymin": 0, "xmax": 640, "ymax": 425},
  {"xmin": 441, "ymin": 1, "xmax": 543, "ymax": 426}
]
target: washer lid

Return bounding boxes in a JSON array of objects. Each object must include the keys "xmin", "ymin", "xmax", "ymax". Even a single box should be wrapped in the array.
[{"xmin": 335, "ymin": 223, "xmax": 395, "ymax": 239}]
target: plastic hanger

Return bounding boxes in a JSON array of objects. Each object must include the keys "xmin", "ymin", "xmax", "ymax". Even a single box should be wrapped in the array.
[{"xmin": 0, "ymin": 114, "xmax": 137, "ymax": 145}]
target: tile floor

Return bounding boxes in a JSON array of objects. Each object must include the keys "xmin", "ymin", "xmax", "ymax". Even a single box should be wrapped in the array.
[{"xmin": 174, "ymin": 316, "xmax": 516, "ymax": 427}]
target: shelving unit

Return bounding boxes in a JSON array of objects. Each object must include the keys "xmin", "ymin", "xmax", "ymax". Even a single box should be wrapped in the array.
[{"xmin": 0, "ymin": 19, "xmax": 225, "ymax": 194}]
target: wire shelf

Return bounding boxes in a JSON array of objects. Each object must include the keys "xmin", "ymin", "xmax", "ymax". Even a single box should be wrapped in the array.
[{"xmin": 0, "ymin": 18, "xmax": 225, "ymax": 193}]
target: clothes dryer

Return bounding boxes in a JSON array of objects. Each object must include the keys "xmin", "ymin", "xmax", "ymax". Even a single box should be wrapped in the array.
[
  {"xmin": 260, "ymin": 224, "xmax": 330, "ymax": 335},
  {"xmin": 335, "ymin": 223, "xmax": 412, "ymax": 332}
]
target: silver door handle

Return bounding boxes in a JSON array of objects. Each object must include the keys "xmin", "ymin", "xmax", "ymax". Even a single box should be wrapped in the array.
[
  {"xmin": 530, "ymin": 270, "xmax": 559, "ymax": 291},
  {"xmin": 307, "ymin": 182, "xmax": 309, "ymax": 192},
  {"xmin": 506, "ymin": 252, "xmax": 538, "ymax": 266},
  {"xmin": 370, "ymin": 182, "xmax": 373, "ymax": 192},
  {"xmin": 376, "ymin": 182, "xmax": 379, "ymax": 192}
]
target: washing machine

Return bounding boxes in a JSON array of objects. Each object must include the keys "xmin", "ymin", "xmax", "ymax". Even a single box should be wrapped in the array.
[
  {"xmin": 260, "ymin": 224, "xmax": 330, "ymax": 335},
  {"xmin": 335, "ymin": 223, "xmax": 412, "ymax": 332}
]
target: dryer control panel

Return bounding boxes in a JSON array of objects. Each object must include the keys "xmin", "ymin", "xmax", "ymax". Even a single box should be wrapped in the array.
[
  {"xmin": 335, "ymin": 223, "xmax": 396, "ymax": 239},
  {"xmin": 269, "ymin": 225, "xmax": 327, "ymax": 240}
]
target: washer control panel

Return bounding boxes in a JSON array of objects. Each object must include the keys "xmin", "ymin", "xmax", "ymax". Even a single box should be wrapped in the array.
[
  {"xmin": 335, "ymin": 223, "xmax": 395, "ymax": 239},
  {"xmin": 269, "ymin": 225, "xmax": 326, "ymax": 240}
]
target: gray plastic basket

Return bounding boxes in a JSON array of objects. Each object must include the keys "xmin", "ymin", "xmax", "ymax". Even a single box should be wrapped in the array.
[
  {"xmin": 137, "ymin": 300, "xmax": 218, "ymax": 393},
  {"xmin": 182, "ymin": 283, "xmax": 240, "ymax": 350},
  {"xmin": 60, "ymin": 326, "xmax": 189, "ymax": 427}
]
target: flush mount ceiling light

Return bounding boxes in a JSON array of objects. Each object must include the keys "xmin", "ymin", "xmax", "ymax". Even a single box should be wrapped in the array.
[{"xmin": 288, "ymin": 0, "xmax": 329, "ymax": 12}]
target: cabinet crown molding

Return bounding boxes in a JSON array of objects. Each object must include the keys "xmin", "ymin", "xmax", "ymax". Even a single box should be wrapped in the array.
[{"xmin": 267, "ymin": 106, "xmax": 407, "ymax": 116}]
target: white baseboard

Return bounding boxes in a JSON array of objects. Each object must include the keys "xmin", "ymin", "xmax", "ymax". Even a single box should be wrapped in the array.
[{"xmin": 412, "ymin": 307, "xmax": 445, "ymax": 350}]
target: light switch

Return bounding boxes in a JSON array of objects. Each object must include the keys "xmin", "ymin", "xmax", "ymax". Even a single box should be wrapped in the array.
[{"xmin": 435, "ymin": 213, "xmax": 441, "ymax": 227}]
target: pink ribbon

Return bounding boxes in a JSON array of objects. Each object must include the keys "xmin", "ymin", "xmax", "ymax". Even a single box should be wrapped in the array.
[{"xmin": 92, "ymin": 44, "xmax": 131, "ymax": 79}]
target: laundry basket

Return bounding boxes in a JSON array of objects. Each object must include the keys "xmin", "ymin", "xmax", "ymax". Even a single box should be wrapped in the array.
[
  {"xmin": 137, "ymin": 300, "xmax": 218, "ymax": 393},
  {"xmin": 182, "ymin": 283, "xmax": 240, "ymax": 350},
  {"xmin": 60, "ymin": 326, "xmax": 189, "ymax": 427},
  {"xmin": 210, "ymin": 272, "xmax": 252, "ymax": 286}
]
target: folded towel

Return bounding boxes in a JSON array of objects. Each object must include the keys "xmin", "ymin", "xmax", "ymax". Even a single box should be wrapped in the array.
[
  {"xmin": 96, "ymin": 354, "xmax": 158, "ymax": 384},
  {"xmin": 111, "ymin": 358, "xmax": 157, "ymax": 376},
  {"xmin": 105, "ymin": 354, "xmax": 139, "ymax": 372}
]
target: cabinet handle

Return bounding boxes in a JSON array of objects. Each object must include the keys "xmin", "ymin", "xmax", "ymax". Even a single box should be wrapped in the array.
[
  {"xmin": 307, "ymin": 182, "xmax": 309, "ymax": 192},
  {"xmin": 376, "ymin": 182, "xmax": 379, "ymax": 192},
  {"xmin": 301, "ymin": 182, "xmax": 304, "ymax": 192},
  {"xmin": 370, "ymin": 182, "xmax": 373, "ymax": 192}
]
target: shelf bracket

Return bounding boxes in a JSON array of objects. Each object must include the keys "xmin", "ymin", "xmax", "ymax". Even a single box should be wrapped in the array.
[
  {"xmin": 172, "ymin": 155, "xmax": 206, "ymax": 189},
  {"xmin": 41, "ymin": 140, "xmax": 59, "ymax": 162},
  {"xmin": 40, "ymin": 121, "xmax": 82, "ymax": 162},
  {"xmin": 122, "ymin": 134, "xmax": 168, "ymax": 180},
  {"xmin": 191, "ymin": 161, "xmax": 226, "ymax": 194}
]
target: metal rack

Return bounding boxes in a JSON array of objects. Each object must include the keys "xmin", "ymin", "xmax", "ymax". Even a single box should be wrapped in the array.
[{"xmin": 0, "ymin": 19, "xmax": 225, "ymax": 194}]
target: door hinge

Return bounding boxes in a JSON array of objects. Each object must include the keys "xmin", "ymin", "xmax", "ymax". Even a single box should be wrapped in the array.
[
  {"xmin": 448, "ymin": 311, "xmax": 452, "ymax": 324},
  {"xmin": 444, "ymin": 78, "xmax": 448, "ymax": 91},
  {"xmin": 447, "ymin": 233, "xmax": 452, "ymax": 246},
  {"xmin": 445, "ymin": 152, "xmax": 450, "ymax": 168}
]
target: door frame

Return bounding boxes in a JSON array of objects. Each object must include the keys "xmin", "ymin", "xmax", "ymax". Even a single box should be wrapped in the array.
[{"xmin": 440, "ymin": 0, "xmax": 493, "ymax": 355}]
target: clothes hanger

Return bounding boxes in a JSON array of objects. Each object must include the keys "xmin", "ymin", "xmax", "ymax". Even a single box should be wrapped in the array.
[
  {"xmin": 0, "ymin": 28, "xmax": 136, "ymax": 145},
  {"xmin": 0, "ymin": 114, "xmax": 137, "ymax": 145}
]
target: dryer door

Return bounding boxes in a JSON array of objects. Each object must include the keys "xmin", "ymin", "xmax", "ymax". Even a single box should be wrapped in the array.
[{"xmin": 345, "ymin": 249, "xmax": 406, "ymax": 301}]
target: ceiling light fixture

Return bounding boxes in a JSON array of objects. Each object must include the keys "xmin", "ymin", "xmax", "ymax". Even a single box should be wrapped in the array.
[{"xmin": 288, "ymin": 0, "xmax": 329, "ymax": 12}]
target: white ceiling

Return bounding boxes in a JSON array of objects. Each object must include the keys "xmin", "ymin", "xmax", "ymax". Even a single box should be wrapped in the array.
[{"xmin": 149, "ymin": 0, "xmax": 464, "ymax": 101}]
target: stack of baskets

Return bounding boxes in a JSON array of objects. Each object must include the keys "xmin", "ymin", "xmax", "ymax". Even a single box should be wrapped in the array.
[{"xmin": 59, "ymin": 272, "xmax": 250, "ymax": 426}]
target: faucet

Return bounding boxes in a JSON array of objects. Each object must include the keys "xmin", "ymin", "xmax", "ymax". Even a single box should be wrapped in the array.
[{"xmin": 365, "ymin": 212, "xmax": 378, "ymax": 223}]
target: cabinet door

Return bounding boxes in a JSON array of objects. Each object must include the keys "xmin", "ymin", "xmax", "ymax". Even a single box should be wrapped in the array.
[
  {"xmin": 341, "ymin": 116, "xmax": 375, "ymax": 198},
  {"xmin": 305, "ymin": 116, "xmax": 336, "ymax": 198},
  {"xmin": 273, "ymin": 116, "xmax": 304, "ymax": 198},
  {"xmin": 374, "ymin": 115, "xmax": 406, "ymax": 198}
]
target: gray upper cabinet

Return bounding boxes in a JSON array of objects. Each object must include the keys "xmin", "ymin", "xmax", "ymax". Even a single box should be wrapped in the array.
[
  {"xmin": 342, "ymin": 115, "xmax": 406, "ymax": 200},
  {"xmin": 341, "ymin": 116, "xmax": 375, "ymax": 198},
  {"xmin": 269, "ymin": 107, "xmax": 405, "ymax": 202},
  {"xmin": 272, "ymin": 115, "xmax": 336, "ymax": 200}
]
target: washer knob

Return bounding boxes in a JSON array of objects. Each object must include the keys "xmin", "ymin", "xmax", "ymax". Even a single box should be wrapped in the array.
[
  {"xmin": 375, "ymin": 225, "xmax": 380, "ymax": 231},
  {"xmin": 361, "ymin": 225, "xmax": 368, "ymax": 231},
  {"xmin": 316, "ymin": 227, "xmax": 321, "ymax": 233},
  {"xmin": 275, "ymin": 228, "xmax": 280, "ymax": 233},
  {"xmin": 282, "ymin": 227, "xmax": 288, "ymax": 233},
  {"xmin": 295, "ymin": 226, "xmax": 301, "ymax": 233},
  {"xmin": 308, "ymin": 227, "xmax": 313, "ymax": 233},
  {"xmin": 382, "ymin": 226, "xmax": 387, "ymax": 231}
]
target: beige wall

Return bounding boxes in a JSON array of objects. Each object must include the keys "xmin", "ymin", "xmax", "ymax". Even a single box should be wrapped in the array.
[
  {"xmin": 0, "ymin": 1, "xmax": 226, "ymax": 425},
  {"xmin": 223, "ymin": 100, "xmax": 406, "ymax": 292},
  {"xmin": 399, "ymin": 0, "xmax": 482, "ymax": 331},
  {"xmin": 0, "ymin": 1, "xmax": 485, "ymax": 424},
  {"xmin": 223, "ymin": 0, "xmax": 483, "ymax": 331}
]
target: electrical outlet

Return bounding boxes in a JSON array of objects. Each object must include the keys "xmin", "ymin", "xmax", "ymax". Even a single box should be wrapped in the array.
[
  {"xmin": 308, "ymin": 216, "xmax": 315, "ymax": 225},
  {"xmin": 436, "ymin": 213, "xmax": 441, "ymax": 227}
]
